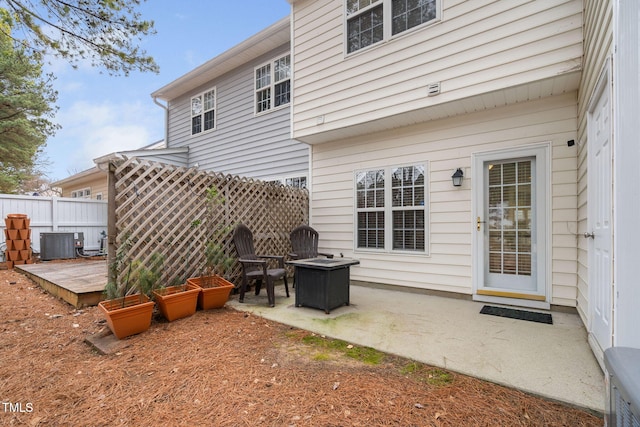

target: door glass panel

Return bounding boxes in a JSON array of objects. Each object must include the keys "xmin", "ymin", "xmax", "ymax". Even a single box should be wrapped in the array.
[
  {"xmin": 503, "ymin": 162, "xmax": 516, "ymax": 184},
  {"xmin": 486, "ymin": 160, "xmax": 532, "ymax": 276},
  {"xmin": 503, "ymin": 253, "xmax": 517, "ymax": 274}
]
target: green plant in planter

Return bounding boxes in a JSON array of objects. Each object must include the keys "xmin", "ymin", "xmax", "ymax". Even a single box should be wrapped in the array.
[
  {"xmin": 103, "ymin": 235, "xmax": 139, "ymax": 307},
  {"xmin": 100, "ymin": 240, "xmax": 162, "ymax": 339},
  {"xmin": 192, "ymin": 185, "xmax": 235, "ymax": 287},
  {"xmin": 133, "ymin": 252, "xmax": 166, "ymax": 297},
  {"xmin": 103, "ymin": 242, "xmax": 165, "ymax": 306},
  {"xmin": 202, "ymin": 240, "xmax": 234, "ymax": 286}
]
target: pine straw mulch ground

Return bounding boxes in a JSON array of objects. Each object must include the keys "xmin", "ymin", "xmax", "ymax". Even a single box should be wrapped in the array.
[{"xmin": 0, "ymin": 267, "xmax": 602, "ymax": 426}]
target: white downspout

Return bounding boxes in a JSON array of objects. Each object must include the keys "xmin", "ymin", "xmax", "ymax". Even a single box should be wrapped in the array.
[{"xmin": 153, "ymin": 96, "xmax": 169, "ymax": 147}]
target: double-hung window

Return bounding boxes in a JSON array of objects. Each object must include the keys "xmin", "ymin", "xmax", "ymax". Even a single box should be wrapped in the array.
[
  {"xmin": 346, "ymin": 0, "xmax": 440, "ymax": 54},
  {"xmin": 255, "ymin": 54, "xmax": 291, "ymax": 114},
  {"xmin": 191, "ymin": 88, "xmax": 216, "ymax": 135},
  {"xmin": 356, "ymin": 164, "xmax": 427, "ymax": 252}
]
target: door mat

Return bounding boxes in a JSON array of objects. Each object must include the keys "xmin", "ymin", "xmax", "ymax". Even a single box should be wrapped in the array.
[{"xmin": 480, "ymin": 305, "xmax": 553, "ymax": 324}]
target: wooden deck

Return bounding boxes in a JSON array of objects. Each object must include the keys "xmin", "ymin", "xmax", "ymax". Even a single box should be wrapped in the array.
[{"xmin": 16, "ymin": 260, "xmax": 107, "ymax": 308}]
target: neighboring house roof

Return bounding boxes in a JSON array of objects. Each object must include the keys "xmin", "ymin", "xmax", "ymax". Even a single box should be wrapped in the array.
[
  {"xmin": 53, "ymin": 139, "xmax": 176, "ymax": 188},
  {"xmin": 52, "ymin": 166, "xmax": 104, "ymax": 188},
  {"xmin": 93, "ymin": 146, "xmax": 189, "ymax": 169},
  {"xmin": 150, "ymin": 17, "xmax": 290, "ymax": 101}
]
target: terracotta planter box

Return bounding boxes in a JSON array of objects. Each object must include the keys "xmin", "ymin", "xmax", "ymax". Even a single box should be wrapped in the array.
[
  {"xmin": 153, "ymin": 282, "xmax": 200, "ymax": 322},
  {"xmin": 5, "ymin": 214, "xmax": 26, "ymax": 230},
  {"xmin": 98, "ymin": 295, "xmax": 155, "ymax": 339},
  {"xmin": 18, "ymin": 229, "xmax": 30, "ymax": 240},
  {"xmin": 10, "ymin": 219, "xmax": 24, "ymax": 230},
  {"xmin": 12, "ymin": 240, "xmax": 25, "ymax": 250},
  {"xmin": 6, "ymin": 229, "xmax": 18, "ymax": 240},
  {"xmin": 187, "ymin": 276, "xmax": 235, "ymax": 310}
]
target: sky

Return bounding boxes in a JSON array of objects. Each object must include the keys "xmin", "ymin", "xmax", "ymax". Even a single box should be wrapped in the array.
[{"xmin": 42, "ymin": 1, "xmax": 291, "ymax": 182}]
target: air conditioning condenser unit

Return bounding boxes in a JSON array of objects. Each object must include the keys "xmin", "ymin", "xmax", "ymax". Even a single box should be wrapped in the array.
[
  {"xmin": 605, "ymin": 347, "xmax": 640, "ymax": 427},
  {"xmin": 40, "ymin": 232, "xmax": 76, "ymax": 260}
]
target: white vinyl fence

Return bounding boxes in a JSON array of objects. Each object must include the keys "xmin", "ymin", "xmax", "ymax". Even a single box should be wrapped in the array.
[{"xmin": 0, "ymin": 194, "xmax": 108, "ymax": 260}]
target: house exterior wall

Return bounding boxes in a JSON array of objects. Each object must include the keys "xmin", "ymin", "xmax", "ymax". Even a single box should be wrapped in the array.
[
  {"xmin": 613, "ymin": 0, "xmax": 640, "ymax": 349},
  {"xmin": 57, "ymin": 169, "xmax": 108, "ymax": 200},
  {"xmin": 165, "ymin": 44, "xmax": 309, "ymax": 181},
  {"xmin": 291, "ymin": 0, "xmax": 583, "ymax": 142},
  {"xmin": 575, "ymin": 0, "xmax": 613, "ymax": 324},
  {"xmin": 311, "ymin": 93, "xmax": 578, "ymax": 306}
]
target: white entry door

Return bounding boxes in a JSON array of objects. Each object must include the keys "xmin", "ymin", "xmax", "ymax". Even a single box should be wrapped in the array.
[
  {"xmin": 473, "ymin": 145, "xmax": 549, "ymax": 307},
  {"xmin": 587, "ymin": 65, "xmax": 613, "ymax": 356}
]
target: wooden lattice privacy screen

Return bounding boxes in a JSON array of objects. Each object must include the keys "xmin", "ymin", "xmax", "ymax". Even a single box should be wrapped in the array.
[{"xmin": 107, "ymin": 157, "xmax": 309, "ymax": 291}]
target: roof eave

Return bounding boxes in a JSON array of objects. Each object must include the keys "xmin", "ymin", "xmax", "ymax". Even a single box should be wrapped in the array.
[{"xmin": 151, "ymin": 16, "xmax": 290, "ymax": 101}]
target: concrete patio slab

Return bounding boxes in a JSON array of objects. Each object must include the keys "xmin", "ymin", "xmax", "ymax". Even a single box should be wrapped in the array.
[{"xmin": 227, "ymin": 283, "xmax": 605, "ymax": 413}]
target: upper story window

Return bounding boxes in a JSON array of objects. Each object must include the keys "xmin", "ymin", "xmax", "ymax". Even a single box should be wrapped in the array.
[
  {"xmin": 191, "ymin": 88, "xmax": 216, "ymax": 135},
  {"xmin": 346, "ymin": 0, "xmax": 439, "ymax": 54},
  {"xmin": 255, "ymin": 54, "xmax": 291, "ymax": 114}
]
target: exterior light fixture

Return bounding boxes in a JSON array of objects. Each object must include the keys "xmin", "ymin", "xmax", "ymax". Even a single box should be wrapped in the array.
[{"xmin": 452, "ymin": 168, "xmax": 464, "ymax": 187}]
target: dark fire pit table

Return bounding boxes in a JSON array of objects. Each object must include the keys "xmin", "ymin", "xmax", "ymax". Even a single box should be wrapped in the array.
[{"xmin": 286, "ymin": 258, "xmax": 360, "ymax": 314}]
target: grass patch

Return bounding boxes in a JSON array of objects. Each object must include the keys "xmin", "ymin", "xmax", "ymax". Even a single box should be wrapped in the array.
[
  {"xmin": 313, "ymin": 353, "xmax": 331, "ymax": 361},
  {"xmin": 401, "ymin": 362, "xmax": 454, "ymax": 387},
  {"xmin": 299, "ymin": 333, "xmax": 386, "ymax": 365}
]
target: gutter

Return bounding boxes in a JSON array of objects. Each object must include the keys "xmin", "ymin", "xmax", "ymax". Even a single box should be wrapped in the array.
[{"xmin": 153, "ymin": 96, "xmax": 169, "ymax": 147}]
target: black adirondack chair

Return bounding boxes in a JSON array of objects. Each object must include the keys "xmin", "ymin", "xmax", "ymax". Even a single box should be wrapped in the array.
[
  {"xmin": 289, "ymin": 225, "xmax": 334, "ymax": 261},
  {"xmin": 233, "ymin": 224, "xmax": 289, "ymax": 307},
  {"xmin": 289, "ymin": 225, "xmax": 333, "ymax": 287}
]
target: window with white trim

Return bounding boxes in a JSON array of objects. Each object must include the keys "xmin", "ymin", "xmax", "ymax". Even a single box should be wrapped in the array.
[
  {"xmin": 191, "ymin": 88, "xmax": 216, "ymax": 135},
  {"xmin": 267, "ymin": 175, "xmax": 307, "ymax": 189},
  {"xmin": 346, "ymin": 0, "xmax": 439, "ymax": 54},
  {"xmin": 71, "ymin": 188, "xmax": 91, "ymax": 199},
  {"xmin": 285, "ymin": 176, "xmax": 307, "ymax": 189},
  {"xmin": 255, "ymin": 54, "xmax": 291, "ymax": 114},
  {"xmin": 356, "ymin": 164, "xmax": 426, "ymax": 252}
]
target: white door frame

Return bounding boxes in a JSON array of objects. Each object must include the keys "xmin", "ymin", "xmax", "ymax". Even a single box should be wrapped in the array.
[{"xmin": 472, "ymin": 143, "xmax": 551, "ymax": 310}]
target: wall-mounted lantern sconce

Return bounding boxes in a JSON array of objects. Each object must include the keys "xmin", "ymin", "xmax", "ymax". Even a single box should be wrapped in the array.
[{"xmin": 452, "ymin": 168, "xmax": 464, "ymax": 187}]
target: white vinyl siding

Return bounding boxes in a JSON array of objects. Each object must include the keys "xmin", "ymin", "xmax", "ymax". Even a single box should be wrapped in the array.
[
  {"xmin": 166, "ymin": 45, "xmax": 308, "ymax": 181},
  {"xmin": 575, "ymin": 0, "xmax": 613, "ymax": 325},
  {"xmin": 311, "ymin": 93, "xmax": 578, "ymax": 305},
  {"xmin": 614, "ymin": 0, "xmax": 640, "ymax": 349},
  {"xmin": 292, "ymin": 0, "xmax": 582, "ymax": 142}
]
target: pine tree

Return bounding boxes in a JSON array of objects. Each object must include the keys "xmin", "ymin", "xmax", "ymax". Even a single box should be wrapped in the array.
[
  {"xmin": 0, "ymin": 0, "xmax": 158, "ymax": 76},
  {"xmin": 0, "ymin": 20, "xmax": 58, "ymax": 193}
]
